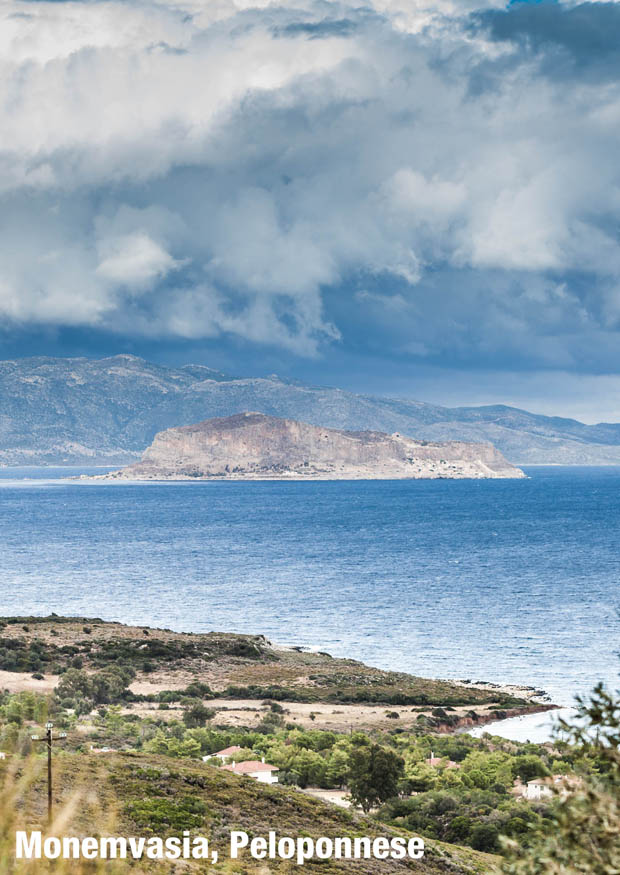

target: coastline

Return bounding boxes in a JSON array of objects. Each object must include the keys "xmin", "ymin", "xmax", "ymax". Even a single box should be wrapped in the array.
[
  {"xmin": 271, "ymin": 642, "xmax": 559, "ymax": 729},
  {"xmin": 467, "ymin": 706, "xmax": 574, "ymax": 743},
  {"xmin": 89, "ymin": 467, "xmax": 526, "ymax": 482},
  {"xmin": 0, "ymin": 616, "xmax": 556, "ymax": 737}
]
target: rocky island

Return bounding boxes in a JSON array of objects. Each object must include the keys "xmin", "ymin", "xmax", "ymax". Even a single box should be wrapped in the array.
[{"xmin": 102, "ymin": 412, "xmax": 525, "ymax": 480}]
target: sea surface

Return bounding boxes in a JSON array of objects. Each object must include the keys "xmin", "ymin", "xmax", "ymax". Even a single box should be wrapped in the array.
[{"xmin": 1, "ymin": 466, "xmax": 619, "ymax": 711}]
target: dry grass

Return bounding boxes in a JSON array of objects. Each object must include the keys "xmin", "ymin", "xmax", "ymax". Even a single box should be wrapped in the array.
[
  {"xmin": 0, "ymin": 756, "xmax": 124, "ymax": 874},
  {"xmin": 0, "ymin": 751, "xmax": 497, "ymax": 874}
]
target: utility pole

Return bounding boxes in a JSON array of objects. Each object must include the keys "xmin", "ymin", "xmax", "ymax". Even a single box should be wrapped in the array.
[{"xmin": 31, "ymin": 722, "xmax": 67, "ymax": 824}]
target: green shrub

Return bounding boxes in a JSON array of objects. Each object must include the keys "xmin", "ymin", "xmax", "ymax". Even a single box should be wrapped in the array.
[{"xmin": 124, "ymin": 795, "xmax": 208, "ymax": 833}]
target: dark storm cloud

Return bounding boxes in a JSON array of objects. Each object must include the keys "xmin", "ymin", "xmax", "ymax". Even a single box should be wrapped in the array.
[{"xmin": 273, "ymin": 18, "xmax": 361, "ymax": 39}]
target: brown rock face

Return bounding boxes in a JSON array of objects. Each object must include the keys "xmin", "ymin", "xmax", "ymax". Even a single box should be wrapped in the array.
[{"xmin": 109, "ymin": 412, "xmax": 525, "ymax": 480}]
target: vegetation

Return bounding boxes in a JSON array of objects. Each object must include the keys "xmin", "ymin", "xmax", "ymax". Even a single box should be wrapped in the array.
[
  {"xmin": 499, "ymin": 682, "xmax": 620, "ymax": 873},
  {"xmin": 0, "ymin": 747, "xmax": 496, "ymax": 874},
  {"xmin": 56, "ymin": 667, "xmax": 136, "ymax": 712},
  {"xmin": 348, "ymin": 742, "xmax": 404, "ymax": 812},
  {"xmin": 0, "ymin": 616, "xmax": 534, "ymax": 712},
  {"xmin": 0, "ymin": 684, "xmax": 602, "ymax": 862},
  {"xmin": 0, "ymin": 681, "xmax": 618, "ymax": 873},
  {"xmin": 384, "ymin": 789, "xmax": 549, "ymax": 854},
  {"xmin": 6, "ymin": 617, "xmax": 618, "ymax": 873}
]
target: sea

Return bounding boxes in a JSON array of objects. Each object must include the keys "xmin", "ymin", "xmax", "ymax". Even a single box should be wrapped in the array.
[{"xmin": 1, "ymin": 466, "xmax": 619, "ymax": 735}]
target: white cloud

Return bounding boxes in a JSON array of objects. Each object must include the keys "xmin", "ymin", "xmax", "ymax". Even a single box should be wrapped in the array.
[{"xmin": 96, "ymin": 232, "xmax": 181, "ymax": 288}]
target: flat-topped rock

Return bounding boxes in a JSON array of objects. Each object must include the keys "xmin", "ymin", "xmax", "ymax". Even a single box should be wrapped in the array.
[{"xmin": 104, "ymin": 412, "xmax": 525, "ymax": 480}]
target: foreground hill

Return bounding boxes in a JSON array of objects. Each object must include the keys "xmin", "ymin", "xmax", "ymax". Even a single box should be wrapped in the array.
[
  {"xmin": 2, "ymin": 752, "xmax": 497, "ymax": 874},
  {"xmin": 108, "ymin": 413, "xmax": 524, "ymax": 481},
  {"xmin": 1, "ymin": 355, "xmax": 620, "ymax": 465}
]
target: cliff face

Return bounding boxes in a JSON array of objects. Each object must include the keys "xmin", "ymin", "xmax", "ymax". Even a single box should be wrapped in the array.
[{"xmin": 110, "ymin": 412, "xmax": 525, "ymax": 480}]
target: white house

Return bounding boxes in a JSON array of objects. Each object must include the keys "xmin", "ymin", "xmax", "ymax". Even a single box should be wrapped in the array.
[
  {"xmin": 517, "ymin": 775, "xmax": 580, "ymax": 801},
  {"xmin": 221, "ymin": 759, "xmax": 279, "ymax": 784},
  {"xmin": 523, "ymin": 779, "xmax": 553, "ymax": 800},
  {"xmin": 202, "ymin": 745, "xmax": 243, "ymax": 764}
]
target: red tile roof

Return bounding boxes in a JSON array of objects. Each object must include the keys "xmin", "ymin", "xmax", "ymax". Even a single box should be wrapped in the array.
[
  {"xmin": 221, "ymin": 760, "xmax": 279, "ymax": 774},
  {"xmin": 426, "ymin": 757, "xmax": 459, "ymax": 769},
  {"xmin": 213, "ymin": 746, "xmax": 243, "ymax": 756}
]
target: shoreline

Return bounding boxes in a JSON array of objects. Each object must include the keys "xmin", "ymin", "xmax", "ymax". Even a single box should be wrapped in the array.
[
  {"xmin": 7, "ymin": 462, "xmax": 620, "ymax": 471},
  {"xmin": 446, "ymin": 677, "xmax": 552, "ymax": 703},
  {"xmin": 87, "ymin": 467, "xmax": 525, "ymax": 482},
  {"xmin": 467, "ymin": 706, "xmax": 575, "ymax": 743},
  {"xmin": 0, "ymin": 615, "xmax": 557, "ymax": 736},
  {"xmin": 456, "ymin": 702, "xmax": 560, "ymax": 735}
]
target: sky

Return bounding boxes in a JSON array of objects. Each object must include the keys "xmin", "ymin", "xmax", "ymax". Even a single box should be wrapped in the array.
[{"xmin": 1, "ymin": 0, "xmax": 620, "ymax": 422}]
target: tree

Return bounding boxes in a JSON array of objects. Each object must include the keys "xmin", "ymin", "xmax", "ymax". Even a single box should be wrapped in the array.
[
  {"xmin": 291, "ymin": 748, "xmax": 327, "ymax": 788},
  {"xmin": 445, "ymin": 815, "xmax": 471, "ymax": 843},
  {"xmin": 325, "ymin": 748, "xmax": 350, "ymax": 788},
  {"xmin": 145, "ymin": 730, "xmax": 170, "ymax": 755},
  {"xmin": 178, "ymin": 737, "xmax": 202, "ymax": 758},
  {"xmin": 182, "ymin": 702, "xmax": 216, "ymax": 728},
  {"xmin": 348, "ymin": 744, "xmax": 404, "ymax": 812},
  {"xmin": 404, "ymin": 760, "xmax": 438, "ymax": 792},
  {"xmin": 512, "ymin": 755, "xmax": 549, "ymax": 783},
  {"xmin": 55, "ymin": 669, "xmax": 92, "ymax": 703},
  {"xmin": 467, "ymin": 768, "xmax": 489, "ymax": 789},
  {"xmin": 56, "ymin": 666, "xmax": 134, "ymax": 707},
  {"xmin": 471, "ymin": 822, "xmax": 500, "ymax": 853}
]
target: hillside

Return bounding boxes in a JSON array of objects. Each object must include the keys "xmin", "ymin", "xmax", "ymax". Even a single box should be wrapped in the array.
[
  {"xmin": 0, "ymin": 616, "xmax": 547, "ymax": 728},
  {"xmin": 0, "ymin": 618, "xmax": 556, "ymax": 873},
  {"xmin": 108, "ymin": 412, "xmax": 524, "ymax": 481},
  {"xmin": 2, "ymin": 752, "xmax": 498, "ymax": 874},
  {"xmin": 1, "ymin": 355, "xmax": 620, "ymax": 465}
]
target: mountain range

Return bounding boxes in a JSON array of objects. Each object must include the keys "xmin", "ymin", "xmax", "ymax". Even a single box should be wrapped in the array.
[{"xmin": 1, "ymin": 354, "xmax": 620, "ymax": 465}]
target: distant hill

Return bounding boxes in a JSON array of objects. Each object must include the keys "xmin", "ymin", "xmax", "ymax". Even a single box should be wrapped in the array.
[
  {"xmin": 109, "ymin": 412, "xmax": 524, "ymax": 481},
  {"xmin": 1, "ymin": 354, "xmax": 620, "ymax": 465}
]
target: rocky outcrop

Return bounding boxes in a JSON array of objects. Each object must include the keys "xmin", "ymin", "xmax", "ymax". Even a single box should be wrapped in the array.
[{"xmin": 106, "ymin": 412, "xmax": 525, "ymax": 480}]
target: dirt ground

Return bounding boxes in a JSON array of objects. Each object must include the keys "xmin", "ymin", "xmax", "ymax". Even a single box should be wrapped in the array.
[
  {"xmin": 0, "ymin": 670, "xmax": 58, "ymax": 694},
  {"xmin": 123, "ymin": 697, "xmax": 500, "ymax": 733},
  {"xmin": 301, "ymin": 788, "xmax": 352, "ymax": 808}
]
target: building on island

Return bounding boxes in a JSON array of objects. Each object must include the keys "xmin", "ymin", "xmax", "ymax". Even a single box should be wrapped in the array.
[{"xmin": 221, "ymin": 759, "xmax": 279, "ymax": 784}]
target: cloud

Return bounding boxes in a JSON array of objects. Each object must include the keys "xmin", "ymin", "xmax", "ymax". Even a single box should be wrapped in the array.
[
  {"xmin": 1, "ymin": 0, "xmax": 620, "ymax": 373},
  {"xmin": 96, "ymin": 234, "xmax": 181, "ymax": 288}
]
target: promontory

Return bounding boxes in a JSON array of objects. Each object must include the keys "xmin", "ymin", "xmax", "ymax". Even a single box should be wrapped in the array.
[{"xmin": 101, "ymin": 412, "xmax": 525, "ymax": 480}]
